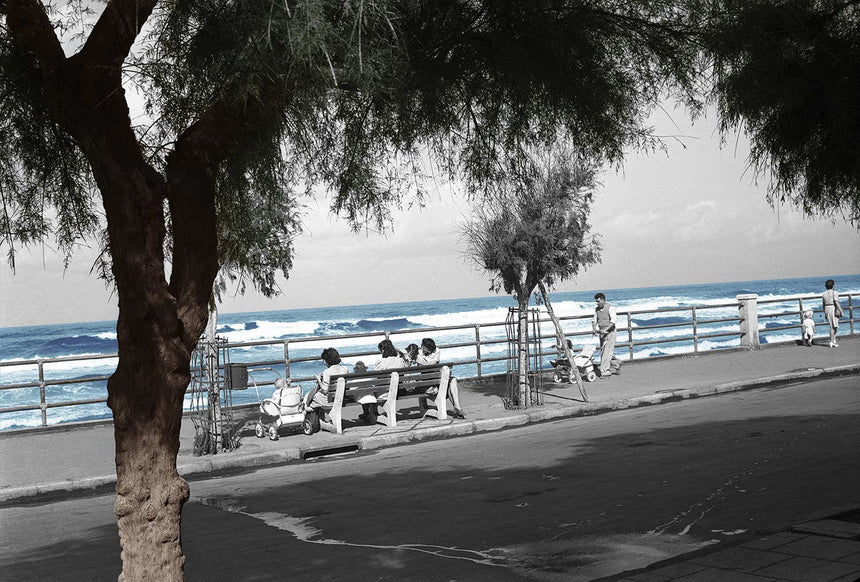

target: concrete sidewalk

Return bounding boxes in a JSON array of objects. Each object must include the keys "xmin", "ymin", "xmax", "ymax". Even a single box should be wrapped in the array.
[{"xmin": 2, "ymin": 337, "xmax": 857, "ymax": 506}]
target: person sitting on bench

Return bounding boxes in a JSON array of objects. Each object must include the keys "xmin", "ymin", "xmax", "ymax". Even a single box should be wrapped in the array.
[
  {"xmin": 362, "ymin": 339, "xmax": 406, "ymax": 423},
  {"xmin": 417, "ymin": 338, "xmax": 465, "ymax": 419},
  {"xmin": 306, "ymin": 348, "xmax": 349, "ymax": 421}
]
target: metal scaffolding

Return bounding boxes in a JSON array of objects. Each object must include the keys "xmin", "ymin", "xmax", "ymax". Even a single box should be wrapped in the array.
[
  {"xmin": 504, "ymin": 306, "xmax": 544, "ymax": 409},
  {"xmin": 189, "ymin": 334, "xmax": 239, "ymax": 455}
]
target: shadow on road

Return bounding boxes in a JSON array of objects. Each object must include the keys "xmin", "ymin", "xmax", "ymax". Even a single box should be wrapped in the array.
[{"xmin": 3, "ymin": 407, "xmax": 859, "ymax": 582}]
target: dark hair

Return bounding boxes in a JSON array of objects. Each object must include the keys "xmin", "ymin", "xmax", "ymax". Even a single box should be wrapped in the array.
[
  {"xmin": 403, "ymin": 343, "xmax": 419, "ymax": 361},
  {"xmin": 594, "ymin": 292, "xmax": 606, "ymax": 300},
  {"xmin": 321, "ymin": 347, "xmax": 341, "ymax": 366},
  {"xmin": 420, "ymin": 338, "xmax": 436, "ymax": 352},
  {"xmin": 825, "ymin": 279, "xmax": 835, "ymax": 290},
  {"xmin": 378, "ymin": 339, "xmax": 398, "ymax": 358},
  {"xmin": 354, "ymin": 361, "xmax": 367, "ymax": 373}
]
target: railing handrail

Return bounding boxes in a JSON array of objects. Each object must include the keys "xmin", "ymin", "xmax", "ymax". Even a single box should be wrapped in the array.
[{"xmin": 1, "ymin": 291, "xmax": 855, "ymax": 430}]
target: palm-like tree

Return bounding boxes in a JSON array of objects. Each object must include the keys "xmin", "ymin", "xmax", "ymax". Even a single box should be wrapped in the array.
[{"xmin": 463, "ymin": 148, "xmax": 601, "ymax": 406}]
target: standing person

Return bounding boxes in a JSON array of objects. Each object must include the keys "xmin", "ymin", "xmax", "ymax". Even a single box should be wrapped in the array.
[
  {"xmin": 417, "ymin": 338, "xmax": 465, "ymax": 419},
  {"xmin": 592, "ymin": 292, "xmax": 621, "ymax": 377},
  {"xmin": 821, "ymin": 279, "xmax": 843, "ymax": 348},
  {"xmin": 801, "ymin": 310, "xmax": 816, "ymax": 347}
]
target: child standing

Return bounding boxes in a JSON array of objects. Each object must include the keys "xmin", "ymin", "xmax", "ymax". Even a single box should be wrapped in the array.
[{"xmin": 801, "ymin": 310, "xmax": 815, "ymax": 347}]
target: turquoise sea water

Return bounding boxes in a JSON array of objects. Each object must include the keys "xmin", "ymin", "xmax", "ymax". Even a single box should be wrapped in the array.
[{"xmin": 1, "ymin": 274, "xmax": 857, "ymax": 430}]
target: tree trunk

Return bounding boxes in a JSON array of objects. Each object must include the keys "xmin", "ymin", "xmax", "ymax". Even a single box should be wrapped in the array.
[
  {"xmin": 517, "ymin": 297, "xmax": 530, "ymax": 407},
  {"xmin": 6, "ymin": 3, "xmax": 241, "ymax": 579},
  {"xmin": 100, "ymin": 165, "xmax": 214, "ymax": 582},
  {"xmin": 111, "ymin": 362, "xmax": 191, "ymax": 582},
  {"xmin": 538, "ymin": 282, "xmax": 587, "ymax": 401}
]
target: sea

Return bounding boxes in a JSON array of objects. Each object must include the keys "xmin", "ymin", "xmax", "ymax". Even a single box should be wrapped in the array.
[{"xmin": 1, "ymin": 274, "xmax": 857, "ymax": 431}]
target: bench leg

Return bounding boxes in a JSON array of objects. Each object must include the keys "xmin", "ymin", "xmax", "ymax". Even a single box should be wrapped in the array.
[
  {"xmin": 330, "ymin": 405, "xmax": 343, "ymax": 434},
  {"xmin": 381, "ymin": 377, "xmax": 399, "ymax": 427},
  {"xmin": 380, "ymin": 398, "xmax": 396, "ymax": 428},
  {"xmin": 322, "ymin": 379, "xmax": 345, "ymax": 434},
  {"xmin": 434, "ymin": 368, "xmax": 449, "ymax": 420}
]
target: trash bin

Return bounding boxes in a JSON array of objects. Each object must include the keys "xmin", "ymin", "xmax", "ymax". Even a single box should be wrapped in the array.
[{"xmin": 225, "ymin": 363, "xmax": 248, "ymax": 390}]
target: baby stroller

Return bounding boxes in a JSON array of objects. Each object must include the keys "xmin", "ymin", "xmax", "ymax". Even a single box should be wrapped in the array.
[
  {"xmin": 254, "ymin": 378, "xmax": 317, "ymax": 440},
  {"xmin": 550, "ymin": 343, "xmax": 598, "ymax": 384}
]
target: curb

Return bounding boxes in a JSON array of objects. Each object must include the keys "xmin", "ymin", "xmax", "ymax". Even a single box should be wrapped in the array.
[{"xmin": 2, "ymin": 364, "xmax": 858, "ymax": 506}]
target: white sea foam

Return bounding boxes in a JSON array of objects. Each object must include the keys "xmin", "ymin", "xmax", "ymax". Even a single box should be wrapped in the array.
[
  {"xmin": 410, "ymin": 306, "xmax": 519, "ymax": 328},
  {"xmin": 218, "ymin": 320, "xmax": 321, "ymax": 343}
]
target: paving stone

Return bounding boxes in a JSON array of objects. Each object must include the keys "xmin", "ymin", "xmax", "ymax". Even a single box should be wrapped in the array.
[
  {"xmin": 674, "ymin": 567, "xmax": 779, "ymax": 581},
  {"xmin": 773, "ymin": 536, "xmax": 860, "ymax": 561},
  {"xmin": 755, "ymin": 555, "xmax": 860, "ymax": 582},
  {"xmin": 689, "ymin": 546, "xmax": 790, "ymax": 572},
  {"xmin": 793, "ymin": 520, "xmax": 860, "ymax": 540},
  {"xmin": 629, "ymin": 562, "xmax": 709, "ymax": 581},
  {"xmin": 742, "ymin": 533, "xmax": 809, "ymax": 551}
]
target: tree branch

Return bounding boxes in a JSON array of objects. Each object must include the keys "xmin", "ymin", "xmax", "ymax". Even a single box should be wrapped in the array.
[
  {"xmin": 78, "ymin": 0, "xmax": 158, "ymax": 67},
  {"xmin": 5, "ymin": 0, "xmax": 65, "ymax": 74},
  {"xmin": 166, "ymin": 84, "xmax": 286, "ymax": 345}
]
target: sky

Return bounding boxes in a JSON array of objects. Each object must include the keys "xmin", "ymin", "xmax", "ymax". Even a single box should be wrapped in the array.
[{"xmin": 1, "ymin": 106, "xmax": 859, "ymax": 329}]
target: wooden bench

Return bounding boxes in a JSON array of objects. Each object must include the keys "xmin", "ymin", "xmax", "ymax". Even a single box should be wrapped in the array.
[{"xmin": 318, "ymin": 364, "xmax": 451, "ymax": 434}]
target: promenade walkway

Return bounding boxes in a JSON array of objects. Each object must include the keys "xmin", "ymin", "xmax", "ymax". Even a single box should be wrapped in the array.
[{"xmin": 1, "ymin": 337, "xmax": 858, "ymax": 581}]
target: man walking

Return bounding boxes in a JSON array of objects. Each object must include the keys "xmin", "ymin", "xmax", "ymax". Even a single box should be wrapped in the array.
[{"xmin": 592, "ymin": 292, "xmax": 621, "ymax": 377}]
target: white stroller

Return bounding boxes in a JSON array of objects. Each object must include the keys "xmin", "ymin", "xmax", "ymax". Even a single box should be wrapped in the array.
[
  {"xmin": 254, "ymin": 379, "xmax": 317, "ymax": 440},
  {"xmin": 550, "ymin": 343, "xmax": 598, "ymax": 384}
]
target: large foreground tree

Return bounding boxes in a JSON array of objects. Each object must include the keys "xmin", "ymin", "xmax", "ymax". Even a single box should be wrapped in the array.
[{"xmin": 1, "ymin": 1, "xmax": 701, "ymax": 579}]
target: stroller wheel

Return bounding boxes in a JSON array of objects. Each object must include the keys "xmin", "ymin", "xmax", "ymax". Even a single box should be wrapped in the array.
[
  {"xmin": 586, "ymin": 371, "xmax": 597, "ymax": 383},
  {"xmin": 267, "ymin": 425, "xmax": 279, "ymax": 441},
  {"xmin": 302, "ymin": 411, "xmax": 320, "ymax": 435},
  {"xmin": 254, "ymin": 423, "xmax": 265, "ymax": 438},
  {"xmin": 552, "ymin": 373, "xmax": 562, "ymax": 383}
]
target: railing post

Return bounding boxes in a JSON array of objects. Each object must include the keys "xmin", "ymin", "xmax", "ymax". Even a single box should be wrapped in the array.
[
  {"xmin": 38, "ymin": 360, "xmax": 47, "ymax": 427},
  {"xmin": 798, "ymin": 298, "xmax": 805, "ymax": 339},
  {"xmin": 626, "ymin": 313, "xmax": 633, "ymax": 360},
  {"xmin": 692, "ymin": 306, "xmax": 698, "ymax": 352},
  {"xmin": 737, "ymin": 293, "xmax": 760, "ymax": 349},
  {"xmin": 474, "ymin": 324, "xmax": 483, "ymax": 378},
  {"xmin": 850, "ymin": 294, "xmax": 855, "ymax": 336},
  {"xmin": 283, "ymin": 340, "xmax": 291, "ymax": 380}
]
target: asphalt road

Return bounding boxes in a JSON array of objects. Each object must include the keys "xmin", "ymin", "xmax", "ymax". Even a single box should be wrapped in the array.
[{"xmin": 1, "ymin": 374, "xmax": 858, "ymax": 582}]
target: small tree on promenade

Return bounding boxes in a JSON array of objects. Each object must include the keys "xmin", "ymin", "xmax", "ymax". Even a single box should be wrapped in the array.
[
  {"xmin": 695, "ymin": 0, "xmax": 860, "ymax": 223},
  {"xmin": 462, "ymin": 149, "xmax": 601, "ymax": 407},
  {"xmin": 0, "ymin": 2, "xmax": 700, "ymax": 579}
]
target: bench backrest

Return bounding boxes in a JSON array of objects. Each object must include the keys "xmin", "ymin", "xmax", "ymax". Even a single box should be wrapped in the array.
[{"xmin": 326, "ymin": 364, "xmax": 447, "ymax": 402}]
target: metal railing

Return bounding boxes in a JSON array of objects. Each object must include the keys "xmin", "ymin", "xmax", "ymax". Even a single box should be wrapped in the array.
[{"xmin": 1, "ymin": 292, "xmax": 855, "ymax": 431}]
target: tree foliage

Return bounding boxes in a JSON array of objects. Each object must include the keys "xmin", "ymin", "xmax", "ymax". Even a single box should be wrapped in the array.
[
  {"xmin": 1, "ymin": 0, "xmax": 702, "ymax": 284},
  {"xmin": 462, "ymin": 146, "xmax": 601, "ymax": 407},
  {"xmin": 463, "ymin": 148, "xmax": 602, "ymax": 304},
  {"xmin": 698, "ymin": 0, "xmax": 860, "ymax": 223}
]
